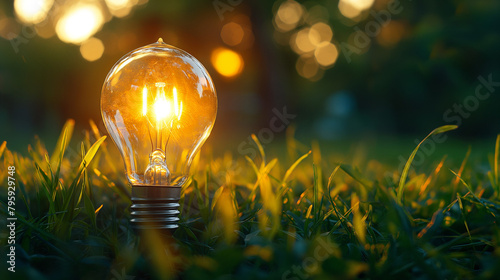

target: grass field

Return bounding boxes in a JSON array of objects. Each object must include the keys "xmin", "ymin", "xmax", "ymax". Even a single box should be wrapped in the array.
[{"xmin": 1, "ymin": 120, "xmax": 500, "ymax": 280}]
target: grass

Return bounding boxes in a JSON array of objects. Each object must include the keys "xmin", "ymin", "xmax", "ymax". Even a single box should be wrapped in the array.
[{"xmin": 1, "ymin": 120, "xmax": 500, "ymax": 280}]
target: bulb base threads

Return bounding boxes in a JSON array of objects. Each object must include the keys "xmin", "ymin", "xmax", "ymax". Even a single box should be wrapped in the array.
[{"xmin": 130, "ymin": 185, "xmax": 181, "ymax": 230}]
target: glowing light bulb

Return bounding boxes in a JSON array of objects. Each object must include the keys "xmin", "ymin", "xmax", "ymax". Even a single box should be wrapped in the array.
[{"xmin": 101, "ymin": 39, "xmax": 217, "ymax": 230}]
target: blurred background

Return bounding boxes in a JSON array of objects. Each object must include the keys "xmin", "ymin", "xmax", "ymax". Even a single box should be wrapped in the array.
[{"xmin": 1, "ymin": 0, "xmax": 500, "ymax": 161}]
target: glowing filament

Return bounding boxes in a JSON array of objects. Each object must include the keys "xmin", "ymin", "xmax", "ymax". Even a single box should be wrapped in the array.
[
  {"xmin": 142, "ymin": 84, "xmax": 180, "ymax": 124},
  {"xmin": 154, "ymin": 95, "xmax": 170, "ymax": 122}
]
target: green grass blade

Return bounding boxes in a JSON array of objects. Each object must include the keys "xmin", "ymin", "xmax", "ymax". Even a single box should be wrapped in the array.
[
  {"xmin": 245, "ymin": 155, "xmax": 260, "ymax": 177},
  {"xmin": 351, "ymin": 193, "xmax": 366, "ymax": 244},
  {"xmin": 83, "ymin": 190, "xmax": 97, "ymax": 230},
  {"xmin": 495, "ymin": 134, "xmax": 500, "ymax": 191},
  {"xmin": 450, "ymin": 169, "xmax": 496, "ymax": 218},
  {"xmin": 78, "ymin": 136, "xmax": 106, "ymax": 172},
  {"xmin": 450, "ymin": 169, "xmax": 479, "ymax": 200},
  {"xmin": 251, "ymin": 134, "xmax": 266, "ymax": 168},
  {"xmin": 451, "ymin": 147, "xmax": 470, "ymax": 201},
  {"xmin": 50, "ymin": 119, "xmax": 74, "ymax": 166},
  {"xmin": 397, "ymin": 125, "xmax": 458, "ymax": 204},
  {"xmin": 211, "ymin": 186, "xmax": 224, "ymax": 212},
  {"xmin": 456, "ymin": 194, "xmax": 471, "ymax": 241},
  {"xmin": 0, "ymin": 141, "xmax": 6, "ymax": 159},
  {"xmin": 282, "ymin": 150, "xmax": 311, "ymax": 184}
]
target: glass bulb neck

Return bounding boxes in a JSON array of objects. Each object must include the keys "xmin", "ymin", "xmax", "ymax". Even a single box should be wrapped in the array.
[
  {"xmin": 144, "ymin": 149, "xmax": 170, "ymax": 185},
  {"xmin": 149, "ymin": 148, "xmax": 166, "ymax": 163}
]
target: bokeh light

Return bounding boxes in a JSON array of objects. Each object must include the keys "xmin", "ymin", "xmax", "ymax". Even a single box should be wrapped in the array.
[
  {"xmin": 377, "ymin": 21, "xmax": 406, "ymax": 47},
  {"xmin": 338, "ymin": 0, "xmax": 375, "ymax": 20},
  {"xmin": 338, "ymin": 1, "xmax": 362, "ymax": 19},
  {"xmin": 105, "ymin": 0, "xmax": 137, "ymax": 18},
  {"xmin": 221, "ymin": 22, "xmax": 244, "ymax": 46},
  {"xmin": 296, "ymin": 55, "xmax": 320, "ymax": 80},
  {"xmin": 14, "ymin": 0, "xmax": 54, "ymax": 24},
  {"xmin": 292, "ymin": 27, "xmax": 320, "ymax": 54},
  {"xmin": 274, "ymin": 0, "xmax": 304, "ymax": 32},
  {"xmin": 314, "ymin": 42, "xmax": 338, "ymax": 67},
  {"xmin": 348, "ymin": 0, "xmax": 375, "ymax": 10},
  {"xmin": 305, "ymin": 5, "xmax": 330, "ymax": 25},
  {"xmin": 80, "ymin": 37, "xmax": 105, "ymax": 61},
  {"xmin": 310, "ymin": 22, "xmax": 333, "ymax": 46},
  {"xmin": 55, "ymin": 3, "xmax": 104, "ymax": 44},
  {"xmin": 211, "ymin": 48, "xmax": 244, "ymax": 78}
]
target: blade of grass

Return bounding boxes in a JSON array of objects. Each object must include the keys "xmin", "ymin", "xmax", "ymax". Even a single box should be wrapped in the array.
[
  {"xmin": 417, "ymin": 209, "xmax": 444, "ymax": 239},
  {"xmin": 397, "ymin": 125, "xmax": 458, "ymax": 204},
  {"xmin": 251, "ymin": 134, "xmax": 266, "ymax": 168},
  {"xmin": 351, "ymin": 193, "xmax": 366, "ymax": 244},
  {"xmin": 89, "ymin": 119, "xmax": 118, "ymax": 174},
  {"xmin": 495, "ymin": 134, "xmax": 500, "ymax": 196},
  {"xmin": 249, "ymin": 158, "xmax": 278, "ymax": 202},
  {"xmin": 450, "ymin": 169, "xmax": 496, "ymax": 218},
  {"xmin": 245, "ymin": 155, "xmax": 260, "ymax": 178},
  {"xmin": 451, "ymin": 147, "xmax": 471, "ymax": 200},
  {"xmin": 419, "ymin": 155, "xmax": 446, "ymax": 196},
  {"xmin": 282, "ymin": 150, "xmax": 311, "ymax": 184},
  {"xmin": 327, "ymin": 201, "xmax": 356, "ymax": 237},
  {"xmin": 78, "ymin": 136, "xmax": 106, "ymax": 172},
  {"xmin": 83, "ymin": 190, "xmax": 97, "ymax": 231},
  {"xmin": 211, "ymin": 186, "xmax": 225, "ymax": 211},
  {"xmin": 50, "ymin": 119, "xmax": 74, "ymax": 166},
  {"xmin": 456, "ymin": 194, "xmax": 471, "ymax": 241},
  {"xmin": 0, "ymin": 141, "xmax": 6, "ymax": 159},
  {"xmin": 57, "ymin": 137, "xmax": 105, "ymax": 238}
]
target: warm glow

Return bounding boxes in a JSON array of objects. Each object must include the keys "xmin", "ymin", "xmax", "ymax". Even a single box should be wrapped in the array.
[
  {"xmin": 142, "ymin": 87, "xmax": 148, "ymax": 116},
  {"xmin": 14, "ymin": 0, "xmax": 53, "ymax": 24},
  {"xmin": 143, "ymin": 86, "xmax": 180, "ymax": 122},
  {"xmin": 347, "ymin": 0, "xmax": 375, "ymax": 10},
  {"xmin": 277, "ymin": 1, "xmax": 302, "ymax": 24},
  {"xmin": 275, "ymin": 0, "xmax": 304, "ymax": 32},
  {"xmin": 338, "ymin": 0, "xmax": 375, "ymax": 19},
  {"xmin": 105, "ymin": 0, "xmax": 137, "ymax": 17},
  {"xmin": 211, "ymin": 48, "xmax": 244, "ymax": 78},
  {"xmin": 296, "ymin": 55, "xmax": 319, "ymax": 79},
  {"xmin": 105, "ymin": 0, "xmax": 132, "ymax": 9},
  {"xmin": 55, "ymin": 4, "xmax": 104, "ymax": 44},
  {"xmin": 310, "ymin": 22, "xmax": 333, "ymax": 45},
  {"xmin": 178, "ymin": 102, "xmax": 183, "ymax": 121},
  {"xmin": 314, "ymin": 42, "xmax": 339, "ymax": 67},
  {"xmin": 80, "ymin": 37, "xmax": 105, "ymax": 61},
  {"xmin": 173, "ymin": 87, "xmax": 179, "ymax": 116},
  {"xmin": 221, "ymin": 22, "xmax": 245, "ymax": 46},
  {"xmin": 154, "ymin": 95, "xmax": 171, "ymax": 122},
  {"xmin": 101, "ymin": 40, "xmax": 217, "ymax": 188},
  {"xmin": 338, "ymin": 1, "xmax": 361, "ymax": 19},
  {"xmin": 377, "ymin": 21, "xmax": 406, "ymax": 47},
  {"xmin": 292, "ymin": 28, "xmax": 320, "ymax": 54}
]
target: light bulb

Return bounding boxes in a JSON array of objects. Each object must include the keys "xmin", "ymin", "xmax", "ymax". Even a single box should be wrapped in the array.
[{"xmin": 101, "ymin": 39, "xmax": 217, "ymax": 230}]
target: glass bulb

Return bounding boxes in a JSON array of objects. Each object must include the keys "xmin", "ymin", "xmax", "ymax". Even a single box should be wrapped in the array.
[{"xmin": 101, "ymin": 39, "xmax": 217, "ymax": 188}]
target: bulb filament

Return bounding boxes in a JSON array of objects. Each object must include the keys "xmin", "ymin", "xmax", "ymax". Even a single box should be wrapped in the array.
[{"xmin": 141, "ymin": 83, "xmax": 183, "ymax": 185}]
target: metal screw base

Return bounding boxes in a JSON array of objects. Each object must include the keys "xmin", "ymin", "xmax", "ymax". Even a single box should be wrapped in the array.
[{"xmin": 130, "ymin": 185, "xmax": 181, "ymax": 230}]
